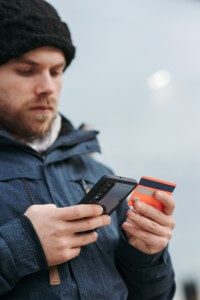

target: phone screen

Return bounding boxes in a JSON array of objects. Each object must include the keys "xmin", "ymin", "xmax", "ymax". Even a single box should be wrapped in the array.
[
  {"xmin": 80, "ymin": 175, "xmax": 137, "ymax": 215},
  {"xmin": 98, "ymin": 182, "xmax": 134, "ymax": 214}
]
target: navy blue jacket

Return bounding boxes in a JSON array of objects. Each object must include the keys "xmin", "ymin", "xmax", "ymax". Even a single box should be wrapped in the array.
[{"xmin": 0, "ymin": 116, "xmax": 175, "ymax": 299}]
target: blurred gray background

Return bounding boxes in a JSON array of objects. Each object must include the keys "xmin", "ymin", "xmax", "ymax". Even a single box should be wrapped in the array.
[{"xmin": 48, "ymin": 0, "xmax": 200, "ymax": 298}]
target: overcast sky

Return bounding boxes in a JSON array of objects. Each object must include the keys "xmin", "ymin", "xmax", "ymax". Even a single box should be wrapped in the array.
[{"xmin": 48, "ymin": 1, "xmax": 200, "ymax": 298}]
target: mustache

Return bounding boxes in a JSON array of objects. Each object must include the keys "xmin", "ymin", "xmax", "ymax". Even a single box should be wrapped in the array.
[{"xmin": 29, "ymin": 96, "xmax": 57, "ymax": 109}]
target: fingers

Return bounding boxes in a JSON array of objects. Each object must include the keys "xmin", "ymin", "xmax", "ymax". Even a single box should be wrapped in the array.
[
  {"xmin": 70, "ymin": 215, "xmax": 111, "ymax": 233},
  {"xmin": 122, "ymin": 222, "xmax": 169, "ymax": 254},
  {"xmin": 124, "ymin": 210, "xmax": 173, "ymax": 239},
  {"xmin": 123, "ymin": 191, "xmax": 175, "ymax": 255},
  {"xmin": 55, "ymin": 232, "xmax": 99, "ymax": 265},
  {"xmin": 132, "ymin": 200, "xmax": 175, "ymax": 228},
  {"xmin": 57, "ymin": 204, "xmax": 104, "ymax": 221},
  {"xmin": 72, "ymin": 231, "xmax": 99, "ymax": 247},
  {"xmin": 154, "ymin": 191, "xmax": 175, "ymax": 215}
]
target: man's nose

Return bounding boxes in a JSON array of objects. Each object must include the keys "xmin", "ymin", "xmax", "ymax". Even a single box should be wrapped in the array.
[{"xmin": 34, "ymin": 72, "xmax": 56, "ymax": 95}]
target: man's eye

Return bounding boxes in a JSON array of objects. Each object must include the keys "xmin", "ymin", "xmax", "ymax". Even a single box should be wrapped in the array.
[
  {"xmin": 50, "ymin": 69, "xmax": 63, "ymax": 77},
  {"xmin": 16, "ymin": 69, "xmax": 34, "ymax": 76}
]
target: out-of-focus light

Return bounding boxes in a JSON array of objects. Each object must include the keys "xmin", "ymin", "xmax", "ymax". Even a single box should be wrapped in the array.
[{"xmin": 147, "ymin": 70, "xmax": 171, "ymax": 90}]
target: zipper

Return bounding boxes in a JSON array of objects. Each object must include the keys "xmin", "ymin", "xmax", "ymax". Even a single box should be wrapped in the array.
[
  {"xmin": 22, "ymin": 178, "xmax": 61, "ymax": 286},
  {"xmin": 22, "ymin": 178, "xmax": 36, "ymax": 204}
]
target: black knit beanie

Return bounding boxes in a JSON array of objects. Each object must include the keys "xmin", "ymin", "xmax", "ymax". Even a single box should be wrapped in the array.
[{"xmin": 0, "ymin": 0, "xmax": 75, "ymax": 67}]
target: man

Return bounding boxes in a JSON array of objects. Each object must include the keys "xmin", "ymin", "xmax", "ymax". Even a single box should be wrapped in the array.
[{"xmin": 0, "ymin": 0, "xmax": 176, "ymax": 299}]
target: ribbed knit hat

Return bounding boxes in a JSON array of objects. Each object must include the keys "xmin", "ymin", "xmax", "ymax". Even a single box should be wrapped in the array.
[{"xmin": 0, "ymin": 0, "xmax": 75, "ymax": 67}]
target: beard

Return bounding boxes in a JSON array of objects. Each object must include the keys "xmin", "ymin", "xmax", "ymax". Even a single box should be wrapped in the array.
[{"xmin": 0, "ymin": 93, "xmax": 58, "ymax": 142}]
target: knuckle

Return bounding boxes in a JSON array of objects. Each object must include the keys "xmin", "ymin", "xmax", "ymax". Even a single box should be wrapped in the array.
[
  {"xmin": 54, "ymin": 223, "xmax": 65, "ymax": 238},
  {"xmin": 149, "ymin": 221, "xmax": 158, "ymax": 232},
  {"xmin": 142, "ymin": 232, "xmax": 151, "ymax": 241},
  {"xmin": 54, "ymin": 230, "xmax": 62, "ymax": 239}
]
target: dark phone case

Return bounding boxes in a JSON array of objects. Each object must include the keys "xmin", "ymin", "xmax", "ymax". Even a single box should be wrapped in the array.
[{"xmin": 79, "ymin": 174, "xmax": 137, "ymax": 215}]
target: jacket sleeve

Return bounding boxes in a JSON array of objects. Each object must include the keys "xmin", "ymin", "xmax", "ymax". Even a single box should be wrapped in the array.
[
  {"xmin": 115, "ymin": 202, "xmax": 176, "ymax": 300},
  {"xmin": 115, "ymin": 235, "xmax": 175, "ymax": 300},
  {"xmin": 0, "ymin": 217, "xmax": 47, "ymax": 295}
]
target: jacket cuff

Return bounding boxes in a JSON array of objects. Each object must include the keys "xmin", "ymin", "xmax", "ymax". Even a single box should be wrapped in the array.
[
  {"xmin": 117, "ymin": 232, "xmax": 164, "ymax": 268},
  {"xmin": 0, "ymin": 218, "xmax": 47, "ymax": 279},
  {"xmin": 20, "ymin": 215, "xmax": 48, "ymax": 269}
]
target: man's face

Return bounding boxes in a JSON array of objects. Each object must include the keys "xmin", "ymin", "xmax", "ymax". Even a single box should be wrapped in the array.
[{"xmin": 0, "ymin": 46, "xmax": 66, "ymax": 141}]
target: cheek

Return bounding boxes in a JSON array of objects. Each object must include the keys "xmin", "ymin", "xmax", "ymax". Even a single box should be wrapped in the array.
[
  {"xmin": 12, "ymin": 78, "xmax": 33, "ymax": 96},
  {"xmin": 0, "ymin": 75, "xmax": 32, "ymax": 99},
  {"xmin": 0, "ymin": 84, "xmax": 28, "ymax": 114}
]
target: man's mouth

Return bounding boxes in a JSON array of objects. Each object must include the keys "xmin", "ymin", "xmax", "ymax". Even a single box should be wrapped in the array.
[{"xmin": 30, "ymin": 106, "xmax": 53, "ymax": 111}]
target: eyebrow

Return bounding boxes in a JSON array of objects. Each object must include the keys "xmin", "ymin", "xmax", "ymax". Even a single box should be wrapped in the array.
[{"xmin": 12, "ymin": 57, "xmax": 66, "ymax": 68}]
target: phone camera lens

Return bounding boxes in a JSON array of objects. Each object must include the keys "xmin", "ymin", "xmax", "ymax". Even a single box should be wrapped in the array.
[{"xmin": 94, "ymin": 192, "xmax": 102, "ymax": 199}]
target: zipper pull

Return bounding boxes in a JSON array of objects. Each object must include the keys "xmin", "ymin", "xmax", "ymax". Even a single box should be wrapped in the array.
[
  {"xmin": 80, "ymin": 179, "xmax": 91, "ymax": 194},
  {"xmin": 49, "ymin": 266, "xmax": 60, "ymax": 286}
]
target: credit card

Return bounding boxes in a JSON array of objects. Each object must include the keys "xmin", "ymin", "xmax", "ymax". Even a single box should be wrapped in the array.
[{"xmin": 128, "ymin": 176, "xmax": 176, "ymax": 211}]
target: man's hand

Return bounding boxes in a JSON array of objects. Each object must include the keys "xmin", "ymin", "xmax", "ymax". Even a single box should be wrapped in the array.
[
  {"xmin": 24, "ymin": 204, "xmax": 111, "ymax": 266},
  {"xmin": 122, "ymin": 191, "xmax": 175, "ymax": 254}
]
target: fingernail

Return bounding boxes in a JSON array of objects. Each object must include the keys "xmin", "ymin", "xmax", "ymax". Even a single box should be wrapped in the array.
[
  {"xmin": 123, "ymin": 221, "xmax": 131, "ymax": 227},
  {"xmin": 128, "ymin": 209, "xmax": 135, "ymax": 217},
  {"xmin": 134, "ymin": 200, "xmax": 142, "ymax": 209},
  {"xmin": 98, "ymin": 205, "xmax": 104, "ymax": 214},
  {"xmin": 94, "ymin": 232, "xmax": 98, "ymax": 238},
  {"xmin": 107, "ymin": 216, "xmax": 111, "ymax": 224},
  {"xmin": 133, "ymin": 196, "xmax": 140, "ymax": 202},
  {"xmin": 155, "ymin": 191, "xmax": 163, "ymax": 199}
]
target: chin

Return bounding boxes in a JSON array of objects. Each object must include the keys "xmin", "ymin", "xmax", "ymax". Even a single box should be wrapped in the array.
[{"xmin": 28, "ymin": 121, "xmax": 52, "ymax": 139}]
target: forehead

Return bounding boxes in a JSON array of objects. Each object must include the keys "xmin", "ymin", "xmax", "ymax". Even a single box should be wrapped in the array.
[{"xmin": 10, "ymin": 46, "xmax": 66, "ymax": 67}]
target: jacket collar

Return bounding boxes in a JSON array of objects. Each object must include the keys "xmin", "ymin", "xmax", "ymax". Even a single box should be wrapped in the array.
[{"xmin": 0, "ymin": 114, "xmax": 101, "ymax": 164}]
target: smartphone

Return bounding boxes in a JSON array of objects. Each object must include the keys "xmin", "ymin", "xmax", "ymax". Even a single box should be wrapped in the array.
[
  {"xmin": 128, "ymin": 176, "xmax": 176, "ymax": 211},
  {"xmin": 79, "ymin": 174, "xmax": 137, "ymax": 215}
]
